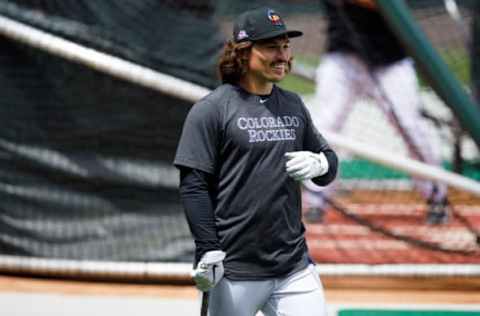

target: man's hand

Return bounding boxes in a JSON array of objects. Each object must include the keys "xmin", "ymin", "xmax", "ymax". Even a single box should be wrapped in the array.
[
  {"xmin": 191, "ymin": 250, "xmax": 226, "ymax": 292},
  {"xmin": 285, "ymin": 151, "xmax": 329, "ymax": 181}
]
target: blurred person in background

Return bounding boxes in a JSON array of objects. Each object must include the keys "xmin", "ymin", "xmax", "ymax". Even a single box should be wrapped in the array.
[
  {"xmin": 304, "ymin": 0, "xmax": 449, "ymax": 225},
  {"xmin": 174, "ymin": 7, "xmax": 337, "ymax": 316}
]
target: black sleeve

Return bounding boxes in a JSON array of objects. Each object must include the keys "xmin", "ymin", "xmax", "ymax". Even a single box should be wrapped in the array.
[
  {"xmin": 312, "ymin": 149, "xmax": 338, "ymax": 186},
  {"xmin": 299, "ymin": 97, "xmax": 339, "ymax": 186},
  {"xmin": 179, "ymin": 167, "xmax": 220, "ymax": 265}
]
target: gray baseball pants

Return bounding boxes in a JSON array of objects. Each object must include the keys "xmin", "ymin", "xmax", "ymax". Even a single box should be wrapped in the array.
[{"xmin": 207, "ymin": 264, "xmax": 327, "ymax": 316}]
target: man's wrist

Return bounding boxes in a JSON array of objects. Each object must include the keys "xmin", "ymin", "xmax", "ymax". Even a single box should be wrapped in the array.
[
  {"xmin": 313, "ymin": 152, "xmax": 329, "ymax": 177},
  {"xmin": 194, "ymin": 239, "xmax": 221, "ymax": 266}
]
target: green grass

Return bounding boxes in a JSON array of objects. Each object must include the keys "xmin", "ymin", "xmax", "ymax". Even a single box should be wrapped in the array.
[
  {"xmin": 442, "ymin": 50, "xmax": 471, "ymax": 85},
  {"xmin": 284, "ymin": 50, "xmax": 472, "ymax": 94},
  {"xmin": 278, "ymin": 74, "xmax": 315, "ymax": 95},
  {"xmin": 415, "ymin": 49, "xmax": 471, "ymax": 88},
  {"xmin": 278, "ymin": 54, "xmax": 318, "ymax": 94},
  {"xmin": 294, "ymin": 54, "xmax": 320, "ymax": 68}
]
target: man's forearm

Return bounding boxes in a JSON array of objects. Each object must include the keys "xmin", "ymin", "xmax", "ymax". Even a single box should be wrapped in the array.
[
  {"xmin": 179, "ymin": 168, "xmax": 220, "ymax": 265},
  {"xmin": 311, "ymin": 149, "xmax": 338, "ymax": 186}
]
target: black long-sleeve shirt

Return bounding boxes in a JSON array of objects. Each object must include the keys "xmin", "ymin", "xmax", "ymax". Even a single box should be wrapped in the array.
[{"xmin": 179, "ymin": 149, "xmax": 338, "ymax": 265}]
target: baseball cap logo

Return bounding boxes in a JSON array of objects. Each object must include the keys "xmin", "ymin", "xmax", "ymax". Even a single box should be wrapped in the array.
[
  {"xmin": 237, "ymin": 30, "xmax": 248, "ymax": 41},
  {"xmin": 267, "ymin": 9, "xmax": 283, "ymax": 26}
]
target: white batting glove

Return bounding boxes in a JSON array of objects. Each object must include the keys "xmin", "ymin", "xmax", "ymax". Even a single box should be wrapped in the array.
[
  {"xmin": 285, "ymin": 151, "xmax": 329, "ymax": 181},
  {"xmin": 191, "ymin": 250, "xmax": 226, "ymax": 292}
]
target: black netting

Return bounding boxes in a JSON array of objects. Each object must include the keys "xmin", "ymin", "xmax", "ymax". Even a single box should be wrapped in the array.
[
  {"xmin": 0, "ymin": 37, "xmax": 195, "ymax": 261},
  {"xmin": 0, "ymin": 0, "xmax": 479, "ymax": 266},
  {"xmin": 0, "ymin": 0, "xmax": 223, "ymax": 89}
]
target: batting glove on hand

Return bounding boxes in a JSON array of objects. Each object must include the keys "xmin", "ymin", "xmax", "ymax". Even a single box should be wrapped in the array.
[
  {"xmin": 285, "ymin": 151, "xmax": 329, "ymax": 181},
  {"xmin": 191, "ymin": 250, "xmax": 226, "ymax": 292}
]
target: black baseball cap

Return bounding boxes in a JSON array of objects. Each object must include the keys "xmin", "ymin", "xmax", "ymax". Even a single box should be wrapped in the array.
[{"xmin": 233, "ymin": 8, "xmax": 303, "ymax": 43}]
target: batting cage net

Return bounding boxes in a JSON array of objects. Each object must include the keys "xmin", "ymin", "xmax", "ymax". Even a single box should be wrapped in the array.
[
  {"xmin": 0, "ymin": 0, "xmax": 221, "ymax": 264},
  {"xmin": 299, "ymin": 0, "xmax": 480, "ymax": 265},
  {"xmin": 0, "ymin": 0, "xmax": 479, "ymax": 280}
]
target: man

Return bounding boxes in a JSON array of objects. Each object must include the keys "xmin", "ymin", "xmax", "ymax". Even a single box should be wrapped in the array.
[
  {"xmin": 304, "ymin": 0, "xmax": 449, "ymax": 225},
  {"xmin": 174, "ymin": 7, "xmax": 337, "ymax": 316}
]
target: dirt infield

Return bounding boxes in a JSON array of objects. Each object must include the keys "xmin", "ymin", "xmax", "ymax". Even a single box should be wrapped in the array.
[{"xmin": 1, "ymin": 274, "xmax": 479, "ymax": 305}]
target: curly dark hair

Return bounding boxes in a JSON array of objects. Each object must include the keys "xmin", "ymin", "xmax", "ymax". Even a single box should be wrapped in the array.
[
  {"xmin": 217, "ymin": 38, "xmax": 293, "ymax": 84},
  {"xmin": 217, "ymin": 40, "xmax": 253, "ymax": 84}
]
